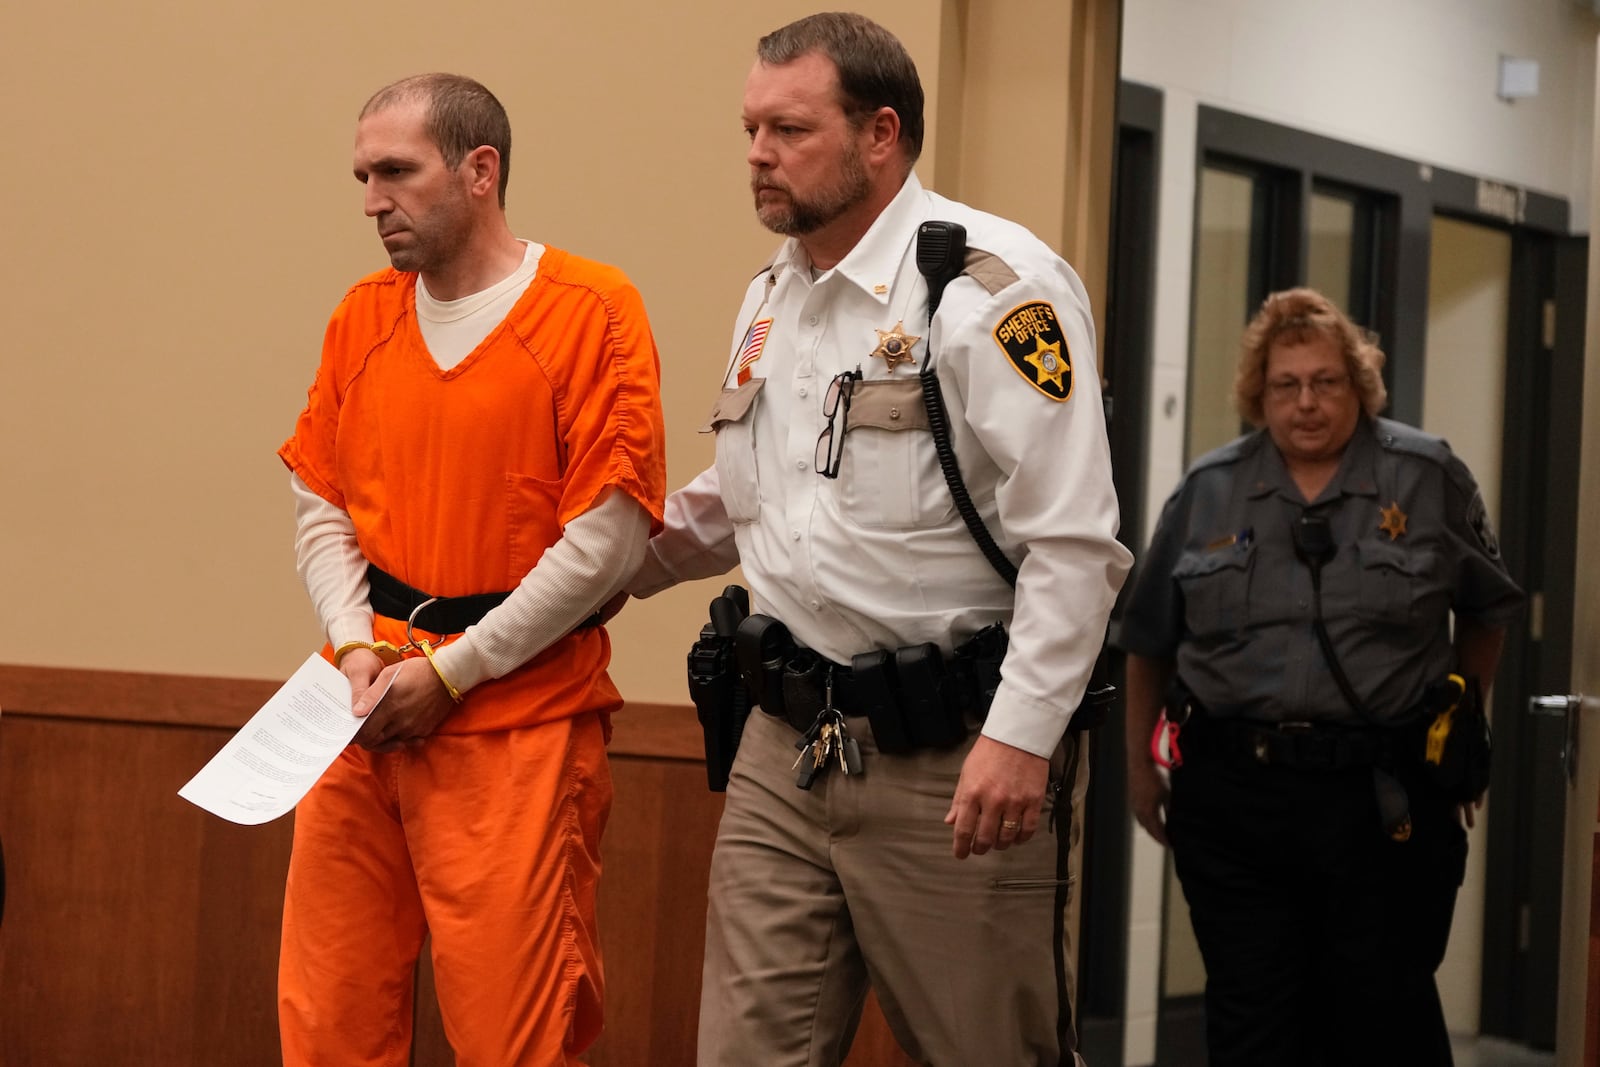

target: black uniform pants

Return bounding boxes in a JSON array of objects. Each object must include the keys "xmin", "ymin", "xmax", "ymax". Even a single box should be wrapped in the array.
[{"xmin": 1167, "ymin": 745, "xmax": 1467, "ymax": 1067}]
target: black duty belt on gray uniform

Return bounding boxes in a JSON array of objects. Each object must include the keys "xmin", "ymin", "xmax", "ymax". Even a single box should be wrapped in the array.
[
  {"xmin": 365, "ymin": 563, "xmax": 512, "ymax": 635},
  {"xmin": 1188, "ymin": 712, "xmax": 1397, "ymax": 772}
]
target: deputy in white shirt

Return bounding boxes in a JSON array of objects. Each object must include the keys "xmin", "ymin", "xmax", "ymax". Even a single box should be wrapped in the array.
[{"xmin": 622, "ymin": 13, "xmax": 1130, "ymax": 1066}]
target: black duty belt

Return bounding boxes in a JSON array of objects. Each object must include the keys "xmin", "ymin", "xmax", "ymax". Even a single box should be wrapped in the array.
[
  {"xmin": 1187, "ymin": 712, "xmax": 1396, "ymax": 772},
  {"xmin": 775, "ymin": 648, "xmax": 990, "ymax": 749},
  {"xmin": 366, "ymin": 564, "xmax": 512, "ymax": 635},
  {"xmin": 774, "ymin": 652, "xmax": 913, "ymax": 722},
  {"xmin": 735, "ymin": 616, "xmax": 1009, "ymax": 753}
]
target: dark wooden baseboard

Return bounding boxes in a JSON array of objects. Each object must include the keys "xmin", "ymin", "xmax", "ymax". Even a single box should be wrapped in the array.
[{"xmin": 0, "ymin": 663, "xmax": 913, "ymax": 1067}]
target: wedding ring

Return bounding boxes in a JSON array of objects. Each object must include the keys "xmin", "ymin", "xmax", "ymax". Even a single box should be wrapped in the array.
[{"xmin": 1000, "ymin": 819, "xmax": 1021, "ymax": 833}]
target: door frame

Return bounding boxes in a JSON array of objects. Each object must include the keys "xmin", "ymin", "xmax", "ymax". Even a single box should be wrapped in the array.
[
  {"xmin": 1077, "ymin": 77, "xmax": 1163, "ymax": 1067},
  {"xmin": 1484, "ymin": 231, "xmax": 1588, "ymax": 1046}
]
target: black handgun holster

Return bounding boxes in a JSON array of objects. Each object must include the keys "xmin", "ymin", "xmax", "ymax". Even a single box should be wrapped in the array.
[{"xmin": 686, "ymin": 588, "xmax": 754, "ymax": 792}]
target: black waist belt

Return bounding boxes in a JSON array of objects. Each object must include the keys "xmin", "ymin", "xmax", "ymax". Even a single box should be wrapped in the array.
[
  {"xmin": 365, "ymin": 564, "xmax": 512, "ymax": 635},
  {"xmin": 1188, "ymin": 712, "xmax": 1396, "ymax": 772}
]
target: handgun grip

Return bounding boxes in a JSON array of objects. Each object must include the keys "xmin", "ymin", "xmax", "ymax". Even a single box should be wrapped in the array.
[{"xmin": 710, "ymin": 588, "xmax": 748, "ymax": 638}]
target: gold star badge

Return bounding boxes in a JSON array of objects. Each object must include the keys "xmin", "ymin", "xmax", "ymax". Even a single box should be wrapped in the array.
[
  {"xmin": 870, "ymin": 320, "xmax": 921, "ymax": 369},
  {"xmin": 1025, "ymin": 335, "xmax": 1068, "ymax": 391},
  {"xmin": 1378, "ymin": 501, "xmax": 1407, "ymax": 541}
]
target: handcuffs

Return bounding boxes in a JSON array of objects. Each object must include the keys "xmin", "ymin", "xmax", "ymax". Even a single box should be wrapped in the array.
[{"xmin": 331, "ymin": 598, "xmax": 463, "ymax": 703}]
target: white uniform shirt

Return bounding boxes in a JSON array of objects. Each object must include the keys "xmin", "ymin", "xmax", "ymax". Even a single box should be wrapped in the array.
[{"xmin": 634, "ymin": 174, "xmax": 1132, "ymax": 757}]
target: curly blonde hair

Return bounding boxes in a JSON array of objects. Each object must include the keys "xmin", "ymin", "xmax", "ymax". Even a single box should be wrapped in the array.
[{"xmin": 1233, "ymin": 288, "xmax": 1388, "ymax": 426}]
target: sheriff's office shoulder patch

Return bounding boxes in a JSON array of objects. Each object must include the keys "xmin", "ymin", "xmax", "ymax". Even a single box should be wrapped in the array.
[
  {"xmin": 1466, "ymin": 490, "xmax": 1501, "ymax": 560},
  {"xmin": 993, "ymin": 300, "xmax": 1072, "ymax": 401}
]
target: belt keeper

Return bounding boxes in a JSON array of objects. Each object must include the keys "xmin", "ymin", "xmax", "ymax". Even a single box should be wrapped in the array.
[{"xmin": 419, "ymin": 641, "xmax": 464, "ymax": 704}]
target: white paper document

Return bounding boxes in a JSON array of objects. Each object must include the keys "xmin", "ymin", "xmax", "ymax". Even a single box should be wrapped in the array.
[{"xmin": 179, "ymin": 652, "xmax": 387, "ymax": 825}]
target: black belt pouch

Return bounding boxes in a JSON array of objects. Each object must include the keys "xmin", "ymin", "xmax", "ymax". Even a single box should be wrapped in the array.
[
  {"xmin": 895, "ymin": 643, "xmax": 967, "ymax": 749},
  {"xmin": 779, "ymin": 650, "xmax": 827, "ymax": 733},
  {"xmin": 735, "ymin": 615, "xmax": 791, "ymax": 724},
  {"xmin": 851, "ymin": 649, "xmax": 915, "ymax": 754}
]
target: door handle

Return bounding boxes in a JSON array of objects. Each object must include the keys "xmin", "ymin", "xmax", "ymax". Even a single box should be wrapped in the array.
[{"xmin": 1528, "ymin": 693, "xmax": 1588, "ymax": 785}]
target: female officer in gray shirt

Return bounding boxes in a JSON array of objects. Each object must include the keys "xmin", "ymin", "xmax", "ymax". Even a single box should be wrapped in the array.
[{"xmin": 1117, "ymin": 288, "xmax": 1522, "ymax": 1066}]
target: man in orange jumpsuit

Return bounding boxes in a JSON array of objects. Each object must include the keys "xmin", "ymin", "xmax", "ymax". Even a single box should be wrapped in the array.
[{"xmin": 276, "ymin": 73, "xmax": 666, "ymax": 1066}]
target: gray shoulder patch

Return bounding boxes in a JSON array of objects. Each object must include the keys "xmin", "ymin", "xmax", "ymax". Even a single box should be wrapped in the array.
[
  {"xmin": 1465, "ymin": 489, "xmax": 1502, "ymax": 559},
  {"xmin": 961, "ymin": 247, "xmax": 1021, "ymax": 296}
]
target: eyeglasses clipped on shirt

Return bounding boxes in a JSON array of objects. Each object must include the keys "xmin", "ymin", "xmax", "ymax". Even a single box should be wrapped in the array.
[
  {"xmin": 1265, "ymin": 373, "xmax": 1351, "ymax": 403},
  {"xmin": 814, "ymin": 368, "xmax": 862, "ymax": 479}
]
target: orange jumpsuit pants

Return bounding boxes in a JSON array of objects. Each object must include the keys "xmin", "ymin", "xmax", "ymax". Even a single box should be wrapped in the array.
[{"xmin": 279, "ymin": 712, "xmax": 611, "ymax": 1067}]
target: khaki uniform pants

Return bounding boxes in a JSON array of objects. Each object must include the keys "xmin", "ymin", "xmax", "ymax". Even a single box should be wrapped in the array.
[
  {"xmin": 279, "ymin": 714, "xmax": 611, "ymax": 1067},
  {"xmin": 697, "ymin": 708, "xmax": 1087, "ymax": 1067}
]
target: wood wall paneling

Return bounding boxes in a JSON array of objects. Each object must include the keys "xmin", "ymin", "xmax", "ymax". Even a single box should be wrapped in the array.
[
  {"xmin": 0, "ymin": 666, "xmax": 918, "ymax": 1066},
  {"xmin": 0, "ymin": 714, "xmax": 292, "ymax": 1065}
]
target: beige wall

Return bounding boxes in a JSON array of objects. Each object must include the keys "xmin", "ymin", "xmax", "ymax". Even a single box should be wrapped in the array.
[
  {"xmin": 0, "ymin": 1, "xmax": 1113, "ymax": 703},
  {"xmin": 0, "ymin": 0, "xmax": 929, "ymax": 690}
]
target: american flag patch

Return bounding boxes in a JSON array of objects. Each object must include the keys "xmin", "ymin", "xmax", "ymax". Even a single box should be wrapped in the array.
[{"xmin": 735, "ymin": 318, "xmax": 772, "ymax": 384}]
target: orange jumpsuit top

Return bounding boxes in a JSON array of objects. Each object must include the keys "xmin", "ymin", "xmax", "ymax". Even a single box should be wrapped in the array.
[{"xmin": 279, "ymin": 247, "xmax": 667, "ymax": 734}]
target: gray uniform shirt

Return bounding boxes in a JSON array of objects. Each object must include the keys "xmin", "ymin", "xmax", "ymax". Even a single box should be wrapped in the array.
[{"xmin": 1117, "ymin": 417, "xmax": 1523, "ymax": 725}]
